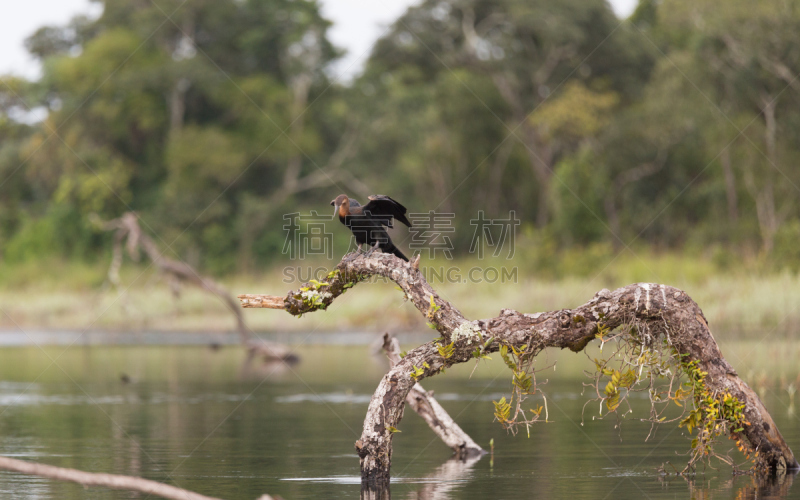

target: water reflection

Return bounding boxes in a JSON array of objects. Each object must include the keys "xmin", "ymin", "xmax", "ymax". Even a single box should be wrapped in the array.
[
  {"xmin": 359, "ymin": 459, "xmax": 800, "ymax": 500},
  {"xmin": 659, "ymin": 470, "xmax": 798, "ymax": 500},
  {"xmin": 0, "ymin": 343, "xmax": 796, "ymax": 499},
  {"xmin": 238, "ymin": 357, "xmax": 296, "ymax": 379},
  {"xmin": 361, "ymin": 455, "xmax": 483, "ymax": 500}
]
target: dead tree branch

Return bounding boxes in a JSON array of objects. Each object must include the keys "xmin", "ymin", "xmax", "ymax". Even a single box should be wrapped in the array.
[
  {"xmin": 381, "ymin": 333, "xmax": 484, "ymax": 459},
  {"xmin": 93, "ymin": 212, "xmax": 295, "ymax": 362},
  {"xmin": 239, "ymin": 252, "xmax": 799, "ymax": 486},
  {"xmin": 0, "ymin": 456, "xmax": 222, "ymax": 500}
]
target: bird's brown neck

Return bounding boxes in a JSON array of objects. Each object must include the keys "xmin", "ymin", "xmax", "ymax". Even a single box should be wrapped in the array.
[{"xmin": 338, "ymin": 204, "xmax": 350, "ymax": 218}]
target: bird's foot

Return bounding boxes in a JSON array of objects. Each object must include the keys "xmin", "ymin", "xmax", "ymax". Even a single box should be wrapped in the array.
[
  {"xmin": 364, "ymin": 242, "xmax": 381, "ymax": 258},
  {"xmin": 344, "ymin": 245, "xmax": 363, "ymax": 261}
]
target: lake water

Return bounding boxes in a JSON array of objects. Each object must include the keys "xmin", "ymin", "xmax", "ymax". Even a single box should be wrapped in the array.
[{"xmin": 0, "ymin": 337, "xmax": 797, "ymax": 499}]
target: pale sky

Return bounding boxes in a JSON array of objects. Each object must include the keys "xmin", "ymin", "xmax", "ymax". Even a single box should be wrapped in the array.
[{"xmin": 0, "ymin": 0, "xmax": 638, "ymax": 81}]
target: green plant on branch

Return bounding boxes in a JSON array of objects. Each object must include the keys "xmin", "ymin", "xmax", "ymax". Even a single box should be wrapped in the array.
[
  {"xmin": 492, "ymin": 342, "xmax": 549, "ymax": 438},
  {"xmin": 435, "ymin": 340, "xmax": 455, "ymax": 360},
  {"xmin": 409, "ymin": 363, "xmax": 430, "ymax": 381},
  {"xmin": 581, "ymin": 319, "xmax": 756, "ymax": 473},
  {"xmin": 677, "ymin": 356, "xmax": 751, "ymax": 470},
  {"xmin": 425, "ymin": 295, "xmax": 442, "ymax": 330}
]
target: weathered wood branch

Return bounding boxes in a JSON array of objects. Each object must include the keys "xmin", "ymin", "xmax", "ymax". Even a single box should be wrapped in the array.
[
  {"xmin": 239, "ymin": 294, "xmax": 286, "ymax": 309},
  {"xmin": 381, "ymin": 333, "xmax": 484, "ymax": 459},
  {"xmin": 237, "ymin": 253, "xmax": 467, "ymax": 337},
  {"xmin": 93, "ymin": 212, "xmax": 295, "ymax": 362},
  {"xmin": 240, "ymin": 252, "xmax": 799, "ymax": 486},
  {"xmin": 0, "ymin": 456, "xmax": 223, "ymax": 500},
  {"xmin": 94, "ymin": 213, "xmax": 248, "ymax": 337}
]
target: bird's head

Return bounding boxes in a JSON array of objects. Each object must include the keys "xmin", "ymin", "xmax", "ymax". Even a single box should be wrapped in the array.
[{"xmin": 331, "ymin": 194, "xmax": 349, "ymax": 217}]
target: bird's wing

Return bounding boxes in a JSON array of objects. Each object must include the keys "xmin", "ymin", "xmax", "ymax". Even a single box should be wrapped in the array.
[
  {"xmin": 362, "ymin": 195, "xmax": 412, "ymax": 228},
  {"xmin": 349, "ymin": 198, "xmax": 362, "ymax": 208}
]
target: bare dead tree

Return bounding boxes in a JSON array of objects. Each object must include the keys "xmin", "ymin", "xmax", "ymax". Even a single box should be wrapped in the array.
[
  {"xmin": 93, "ymin": 212, "xmax": 296, "ymax": 362},
  {"xmin": 239, "ymin": 252, "xmax": 799, "ymax": 488}
]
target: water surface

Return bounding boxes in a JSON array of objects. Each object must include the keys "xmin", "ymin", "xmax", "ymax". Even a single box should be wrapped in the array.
[{"xmin": 0, "ymin": 338, "xmax": 797, "ymax": 499}]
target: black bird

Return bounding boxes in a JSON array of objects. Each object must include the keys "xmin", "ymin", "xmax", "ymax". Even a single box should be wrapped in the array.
[{"xmin": 331, "ymin": 194, "xmax": 411, "ymax": 261}]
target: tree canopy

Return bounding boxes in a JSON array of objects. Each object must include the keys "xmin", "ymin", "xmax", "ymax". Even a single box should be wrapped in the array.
[{"xmin": 2, "ymin": 0, "xmax": 800, "ymax": 272}]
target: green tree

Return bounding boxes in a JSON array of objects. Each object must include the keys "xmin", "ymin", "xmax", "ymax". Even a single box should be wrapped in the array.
[
  {"xmin": 360, "ymin": 0, "xmax": 653, "ymax": 227},
  {"xmin": 3, "ymin": 0, "xmax": 349, "ymax": 271}
]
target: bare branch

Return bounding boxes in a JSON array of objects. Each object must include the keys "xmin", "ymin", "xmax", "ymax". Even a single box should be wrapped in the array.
[
  {"xmin": 382, "ymin": 333, "xmax": 484, "ymax": 458},
  {"xmin": 238, "ymin": 294, "xmax": 287, "ymax": 309},
  {"xmin": 94, "ymin": 213, "xmax": 294, "ymax": 362},
  {"xmin": 0, "ymin": 456, "xmax": 222, "ymax": 500}
]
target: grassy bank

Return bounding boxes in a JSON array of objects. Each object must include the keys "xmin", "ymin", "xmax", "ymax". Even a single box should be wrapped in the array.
[{"xmin": 1, "ymin": 249, "xmax": 799, "ymax": 337}]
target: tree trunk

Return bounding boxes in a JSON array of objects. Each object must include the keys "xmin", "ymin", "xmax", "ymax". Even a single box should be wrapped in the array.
[
  {"xmin": 489, "ymin": 73, "xmax": 554, "ymax": 227},
  {"xmin": 605, "ymin": 150, "xmax": 669, "ymax": 249},
  {"xmin": 720, "ymin": 147, "xmax": 739, "ymax": 224},
  {"xmin": 381, "ymin": 333, "xmax": 484, "ymax": 458},
  {"xmin": 167, "ymin": 17, "xmax": 195, "ymax": 136},
  {"xmin": 241, "ymin": 253, "xmax": 799, "ymax": 485},
  {"xmin": 521, "ymin": 120, "xmax": 553, "ymax": 228},
  {"xmin": 484, "ymin": 139, "xmax": 514, "ymax": 215},
  {"xmin": 169, "ymin": 78, "xmax": 190, "ymax": 134},
  {"xmin": 757, "ymin": 95, "xmax": 779, "ymax": 253}
]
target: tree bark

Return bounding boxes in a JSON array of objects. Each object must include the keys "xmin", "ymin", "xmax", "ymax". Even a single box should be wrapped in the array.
[
  {"xmin": 381, "ymin": 332, "xmax": 484, "ymax": 459},
  {"xmin": 239, "ymin": 253, "xmax": 799, "ymax": 486}
]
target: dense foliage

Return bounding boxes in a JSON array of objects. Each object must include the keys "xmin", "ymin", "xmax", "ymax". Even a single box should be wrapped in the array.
[{"xmin": 2, "ymin": 0, "xmax": 800, "ymax": 273}]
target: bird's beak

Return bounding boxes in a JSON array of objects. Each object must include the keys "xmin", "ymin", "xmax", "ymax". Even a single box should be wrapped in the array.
[{"xmin": 332, "ymin": 203, "xmax": 339, "ymax": 218}]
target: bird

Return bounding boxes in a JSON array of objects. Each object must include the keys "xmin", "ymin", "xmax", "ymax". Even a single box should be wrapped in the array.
[{"xmin": 330, "ymin": 194, "xmax": 412, "ymax": 261}]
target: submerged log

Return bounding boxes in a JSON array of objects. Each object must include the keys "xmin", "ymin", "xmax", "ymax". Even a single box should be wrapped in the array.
[
  {"xmin": 240, "ymin": 252, "xmax": 799, "ymax": 486},
  {"xmin": 0, "ymin": 456, "xmax": 222, "ymax": 500}
]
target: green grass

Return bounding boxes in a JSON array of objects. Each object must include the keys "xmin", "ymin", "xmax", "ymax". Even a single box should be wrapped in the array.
[{"xmin": 1, "ymin": 249, "xmax": 800, "ymax": 337}]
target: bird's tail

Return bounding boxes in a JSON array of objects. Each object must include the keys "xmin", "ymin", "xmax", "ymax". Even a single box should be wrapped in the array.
[{"xmin": 384, "ymin": 241, "xmax": 409, "ymax": 262}]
